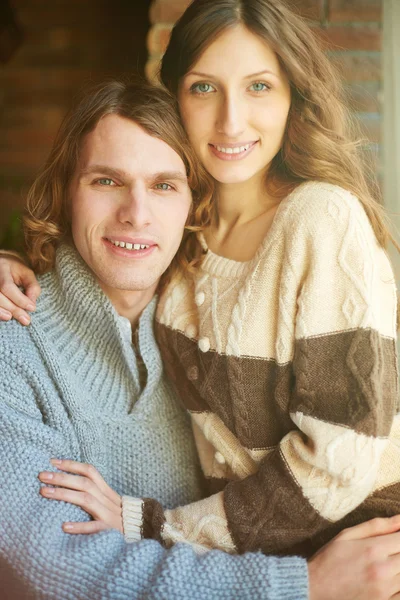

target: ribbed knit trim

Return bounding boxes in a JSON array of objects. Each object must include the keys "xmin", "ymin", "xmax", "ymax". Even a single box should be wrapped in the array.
[
  {"xmin": 122, "ymin": 496, "xmax": 144, "ymax": 543},
  {"xmin": 263, "ymin": 556, "xmax": 309, "ymax": 600},
  {"xmin": 198, "ymin": 241, "xmax": 254, "ymax": 279}
]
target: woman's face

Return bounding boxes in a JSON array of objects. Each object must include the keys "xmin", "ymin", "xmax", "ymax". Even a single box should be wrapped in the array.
[{"xmin": 178, "ymin": 25, "xmax": 291, "ymax": 186}]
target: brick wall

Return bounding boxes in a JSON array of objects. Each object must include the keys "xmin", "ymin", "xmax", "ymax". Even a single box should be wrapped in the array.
[
  {"xmin": 0, "ymin": 0, "xmax": 151, "ymax": 244},
  {"xmin": 147, "ymin": 0, "xmax": 382, "ymax": 168}
]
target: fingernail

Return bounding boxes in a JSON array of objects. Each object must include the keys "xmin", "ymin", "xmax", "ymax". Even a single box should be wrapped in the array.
[
  {"xmin": 63, "ymin": 524, "xmax": 74, "ymax": 530},
  {"xmin": 42, "ymin": 487, "xmax": 55, "ymax": 494},
  {"xmin": 50, "ymin": 459, "xmax": 62, "ymax": 465},
  {"xmin": 0, "ymin": 310, "xmax": 12, "ymax": 320},
  {"xmin": 26, "ymin": 303, "xmax": 36, "ymax": 312},
  {"xmin": 19, "ymin": 316, "xmax": 30, "ymax": 326},
  {"xmin": 40, "ymin": 472, "xmax": 53, "ymax": 481}
]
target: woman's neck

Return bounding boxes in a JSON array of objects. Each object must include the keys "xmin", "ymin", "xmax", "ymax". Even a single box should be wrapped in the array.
[
  {"xmin": 215, "ymin": 174, "xmax": 273, "ymax": 228},
  {"xmin": 205, "ymin": 174, "xmax": 295, "ymax": 262}
]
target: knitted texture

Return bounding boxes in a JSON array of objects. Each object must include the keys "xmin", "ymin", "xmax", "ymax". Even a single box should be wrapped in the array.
[
  {"xmin": 0, "ymin": 244, "xmax": 310, "ymax": 599},
  {"xmin": 154, "ymin": 181, "xmax": 399, "ymax": 557}
]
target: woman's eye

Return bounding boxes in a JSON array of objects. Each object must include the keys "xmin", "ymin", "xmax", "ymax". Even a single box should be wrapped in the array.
[
  {"xmin": 190, "ymin": 83, "xmax": 215, "ymax": 95},
  {"xmin": 155, "ymin": 182, "xmax": 173, "ymax": 191},
  {"xmin": 96, "ymin": 178, "xmax": 115, "ymax": 186},
  {"xmin": 249, "ymin": 82, "xmax": 271, "ymax": 93}
]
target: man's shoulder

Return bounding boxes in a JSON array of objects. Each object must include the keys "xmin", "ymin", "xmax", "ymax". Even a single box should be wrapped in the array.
[
  {"xmin": 0, "ymin": 318, "xmax": 56, "ymax": 420},
  {"xmin": 0, "ymin": 316, "xmax": 36, "ymax": 356},
  {"xmin": 0, "ymin": 308, "xmax": 53, "ymax": 384},
  {"xmin": 0, "ymin": 269, "xmax": 54, "ymax": 354}
]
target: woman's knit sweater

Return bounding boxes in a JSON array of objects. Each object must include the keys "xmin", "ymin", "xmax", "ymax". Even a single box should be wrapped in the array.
[{"xmin": 123, "ymin": 181, "xmax": 399, "ymax": 557}]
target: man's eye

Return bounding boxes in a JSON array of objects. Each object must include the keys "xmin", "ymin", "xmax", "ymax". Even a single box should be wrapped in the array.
[
  {"xmin": 249, "ymin": 82, "xmax": 271, "ymax": 93},
  {"xmin": 190, "ymin": 83, "xmax": 215, "ymax": 95},
  {"xmin": 155, "ymin": 182, "xmax": 173, "ymax": 191},
  {"xmin": 96, "ymin": 178, "xmax": 115, "ymax": 186}
]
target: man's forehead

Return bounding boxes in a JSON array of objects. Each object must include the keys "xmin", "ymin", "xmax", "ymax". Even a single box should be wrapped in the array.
[{"xmin": 79, "ymin": 114, "xmax": 187, "ymax": 177}]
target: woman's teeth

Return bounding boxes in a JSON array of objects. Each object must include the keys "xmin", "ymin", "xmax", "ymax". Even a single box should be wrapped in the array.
[
  {"xmin": 109, "ymin": 240, "xmax": 149, "ymax": 250},
  {"xmin": 215, "ymin": 144, "xmax": 251, "ymax": 154}
]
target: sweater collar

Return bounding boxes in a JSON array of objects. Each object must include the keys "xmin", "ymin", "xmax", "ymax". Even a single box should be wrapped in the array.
[{"xmin": 31, "ymin": 244, "xmax": 162, "ymax": 416}]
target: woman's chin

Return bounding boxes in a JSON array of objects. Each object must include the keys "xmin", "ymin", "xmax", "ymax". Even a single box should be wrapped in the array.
[{"xmin": 208, "ymin": 166, "xmax": 266, "ymax": 187}]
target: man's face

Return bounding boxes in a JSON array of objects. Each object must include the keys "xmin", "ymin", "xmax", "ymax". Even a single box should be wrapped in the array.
[{"xmin": 70, "ymin": 115, "xmax": 192, "ymax": 299}]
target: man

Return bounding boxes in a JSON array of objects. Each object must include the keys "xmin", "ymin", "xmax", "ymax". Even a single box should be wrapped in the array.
[{"xmin": 1, "ymin": 80, "xmax": 400, "ymax": 600}]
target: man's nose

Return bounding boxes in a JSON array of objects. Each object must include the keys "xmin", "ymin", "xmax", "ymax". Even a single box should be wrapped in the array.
[
  {"xmin": 216, "ymin": 92, "xmax": 246, "ymax": 138},
  {"xmin": 116, "ymin": 187, "xmax": 151, "ymax": 228}
]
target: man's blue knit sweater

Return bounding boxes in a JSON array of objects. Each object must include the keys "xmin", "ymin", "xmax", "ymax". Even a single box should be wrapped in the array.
[{"xmin": 0, "ymin": 245, "xmax": 308, "ymax": 599}]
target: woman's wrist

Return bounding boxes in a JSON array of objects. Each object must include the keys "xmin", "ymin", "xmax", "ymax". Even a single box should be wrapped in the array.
[
  {"xmin": 121, "ymin": 496, "xmax": 144, "ymax": 542},
  {"xmin": 121, "ymin": 496, "xmax": 166, "ymax": 543}
]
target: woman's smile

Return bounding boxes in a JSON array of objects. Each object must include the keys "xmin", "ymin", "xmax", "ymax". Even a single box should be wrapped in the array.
[{"xmin": 208, "ymin": 140, "xmax": 259, "ymax": 161}]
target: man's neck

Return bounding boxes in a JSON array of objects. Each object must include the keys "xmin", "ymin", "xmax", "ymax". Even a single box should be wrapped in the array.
[{"xmin": 98, "ymin": 283, "xmax": 157, "ymax": 328}]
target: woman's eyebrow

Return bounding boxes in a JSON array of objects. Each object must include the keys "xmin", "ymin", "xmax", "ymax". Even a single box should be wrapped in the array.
[
  {"xmin": 185, "ymin": 69, "xmax": 280, "ymax": 80},
  {"xmin": 243, "ymin": 69, "xmax": 279, "ymax": 79}
]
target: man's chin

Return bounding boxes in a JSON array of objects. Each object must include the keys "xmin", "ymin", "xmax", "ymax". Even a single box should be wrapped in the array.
[{"xmin": 94, "ymin": 269, "xmax": 161, "ymax": 295}]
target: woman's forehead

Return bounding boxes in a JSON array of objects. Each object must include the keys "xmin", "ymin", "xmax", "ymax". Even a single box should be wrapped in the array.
[{"xmin": 188, "ymin": 24, "xmax": 282, "ymax": 77}]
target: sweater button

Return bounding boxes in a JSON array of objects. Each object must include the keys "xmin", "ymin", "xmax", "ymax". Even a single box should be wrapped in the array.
[
  {"xmin": 198, "ymin": 337, "xmax": 210, "ymax": 352},
  {"xmin": 195, "ymin": 292, "xmax": 205, "ymax": 306},
  {"xmin": 187, "ymin": 366, "xmax": 199, "ymax": 381},
  {"xmin": 215, "ymin": 452, "xmax": 226, "ymax": 465},
  {"xmin": 185, "ymin": 324, "xmax": 198, "ymax": 339}
]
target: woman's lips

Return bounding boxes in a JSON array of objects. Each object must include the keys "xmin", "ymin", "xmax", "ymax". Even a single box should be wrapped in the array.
[{"xmin": 209, "ymin": 141, "xmax": 258, "ymax": 161}]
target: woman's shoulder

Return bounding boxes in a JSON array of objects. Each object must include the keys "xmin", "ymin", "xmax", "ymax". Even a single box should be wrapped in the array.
[
  {"xmin": 279, "ymin": 180, "xmax": 373, "ymax": 239},
  {"xmin": 285, "ymin": 180, "xmax": 365, "ymax": 217}
]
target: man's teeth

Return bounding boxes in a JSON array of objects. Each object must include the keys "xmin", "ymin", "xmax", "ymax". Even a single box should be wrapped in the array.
[
  {"xmin": 110, "ymin": 240, "xmax": 149, "ymax": 250},
  {"xmin": 215, "ymin": 144, "xmax": 251, "ymax": 154}
]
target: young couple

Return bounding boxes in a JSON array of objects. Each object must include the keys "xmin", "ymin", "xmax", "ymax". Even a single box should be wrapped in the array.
[{"xmin": 1, "ymin": 0, "xmax": 400, "ymax": 598}]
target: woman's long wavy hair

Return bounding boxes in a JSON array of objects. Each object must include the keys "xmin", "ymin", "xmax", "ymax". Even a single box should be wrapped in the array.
[
  {"xmin": 23, "ymin": 79, "xmax": 213, "ymax": 286},
  {"xmin": 160, "ymin": 0, "xmax": 396, "ymax": 267}
]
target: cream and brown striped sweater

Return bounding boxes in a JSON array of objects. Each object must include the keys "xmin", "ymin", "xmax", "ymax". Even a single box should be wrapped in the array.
[{"xmin": 122, "ymin": 181, "xmax": 399, "ymax": 557}]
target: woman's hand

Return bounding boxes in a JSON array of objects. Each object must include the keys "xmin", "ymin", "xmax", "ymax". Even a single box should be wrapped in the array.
[
  {"xmin": 0, "ymin": 253, "xmax": 41, "ymax": 325},
  {"xmin": 39, "ymin": 459, "xmax": 123, "ymax": 535},
  {"xmin": 308, "ymin": 516, "xmax": 400, "ymax": 600}
]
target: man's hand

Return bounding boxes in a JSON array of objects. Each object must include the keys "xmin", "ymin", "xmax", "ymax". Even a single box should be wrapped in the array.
[
  {"xmin": 309, "ymin": 516, "xmax": 400, "ymax": 600},
  {"xmin": 0, "ymin": 253, "xmax": 41, "ymax": 325},
  {"xmin": 39, "ymin": 459, "xmax": 123, "ymax": 535}
]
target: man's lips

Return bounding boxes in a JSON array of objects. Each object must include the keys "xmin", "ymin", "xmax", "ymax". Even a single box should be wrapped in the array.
[
  {"xmin": 208, "ymin": 141, "xmax": 258, "ymax": 161},
  {"xmin": 103, "ymin": 237, "xmax": 157, "ymax": 258}
]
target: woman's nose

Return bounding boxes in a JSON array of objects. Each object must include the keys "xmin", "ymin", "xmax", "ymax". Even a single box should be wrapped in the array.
[{"xmin": 216, "ymin": 94, "xmax": 246, "ymax": 138}]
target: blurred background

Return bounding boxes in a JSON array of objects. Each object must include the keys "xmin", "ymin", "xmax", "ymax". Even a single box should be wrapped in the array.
[{"xmin": 0, "ymin": 0, "xmax": 398, "ymax": 257}]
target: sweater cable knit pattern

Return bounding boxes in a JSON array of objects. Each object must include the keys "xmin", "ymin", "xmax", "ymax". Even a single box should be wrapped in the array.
[{"xmin": 123, "ymin": 181, "xmax": 399, "ymax": 558}]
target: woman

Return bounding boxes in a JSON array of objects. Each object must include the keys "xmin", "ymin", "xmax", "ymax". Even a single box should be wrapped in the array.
[{"xmin": 0, "ymin": 0, "xmax": 398, "ymax": 558}]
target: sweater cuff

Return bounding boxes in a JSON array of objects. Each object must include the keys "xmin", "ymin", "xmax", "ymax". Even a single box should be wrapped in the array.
[
  {"xmin": 142, "ymin": 497, "xmax": 166, "ymax": 543},
  {"xmin": 122, "ymin": 496, "xmax": 144, "ymax": 543},
  {"xmin": 122, "ymin": 496, "xmax": 166, "ymax": 544},
  {"xmin": 265, "ymin": 556, "xmax": 309, "ymax": 600}
]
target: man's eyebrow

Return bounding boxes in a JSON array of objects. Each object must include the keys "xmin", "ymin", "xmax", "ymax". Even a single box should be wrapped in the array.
[
  {"xmin": 79, "ymin": 165, "xmax": 129, "ymax": 179},
  {"xmin": 185, "ymin": 69, "xmax": 279, "ymax": 80},
  {"xmin": 151, "ymin": 171, "xmax": 188, "ymax": 184},
  {"xmin": 79, "ymin": 166, "xmax": 188, "ymax": 184}
]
